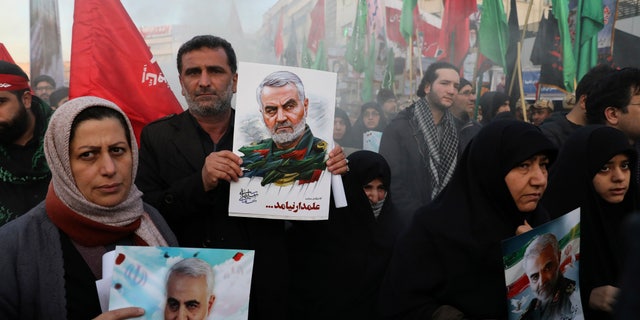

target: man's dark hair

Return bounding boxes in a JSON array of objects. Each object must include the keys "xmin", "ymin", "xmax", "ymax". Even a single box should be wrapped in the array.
[
  {"xmin": 575, "ymin": 64, "xmax": 615, "ymax": 101},
  {"xmin": 32, "ymin": 74, "xmax": 56, "ymax": 89},
  {"xmin": 0, "ymin": 60, "xmax": 31, "ymax": 100},
  {"xmin": 376, "ymin": 88, "xmax": 395, "ymax": 105},
  {"xmin": 177, "ymin": 35, "xmax": 237, "ymax": 74},
  {"xmin": 586, "ymin": 67, "xmax": 640, "ymax": 124},
  {"xmin": 416, "ymin": 61, "xmax": 459, "ymax": 98},
  {"xmin": 50, "ymin": 86, "xmax": 69, "ymax": 107}
]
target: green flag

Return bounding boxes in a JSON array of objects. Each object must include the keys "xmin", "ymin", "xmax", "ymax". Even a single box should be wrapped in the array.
[
  {"xmin": 478, "ymin": 0, "xmax": 509, "ymax": 70},
  {"xmin": 382, "ymin": 47, "xmax": 395, "ymax": 90},
  {"xmin": 302, "ymin": 36, "xmax": 313, "ymax": 68},
  {"xmin": 400, "ymin": 0, "xmax": 418, "ymax": 41},
  {"xmin": 574, "ymin": 0, "xmax": 604, "ymax": 82},
  {"xmin": 551, "ymin": 0, "xmax": 576, "ymax": 92},
  {"xmin": 345, "ymin": 0, "xmax": 367, "ymax": 73},
  {"xmin": 362, "ymin": 35, "xmax": 376, "ymax": 102},
  {"xmin": 312, "ymin": 40, "xmax": 327, "ymax": 71}
]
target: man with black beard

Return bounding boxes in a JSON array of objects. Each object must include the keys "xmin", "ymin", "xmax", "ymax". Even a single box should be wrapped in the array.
[
  {"xmin": 135, "ymin": 35, "xmax": 347, "ymax": 319},
  {"xmin": 238, "ymin": 71, "xmax": 327, "ymax": 186},
  {"xmin": 0, "ymin": 61, "xmax": 52, "ymax": 226}
]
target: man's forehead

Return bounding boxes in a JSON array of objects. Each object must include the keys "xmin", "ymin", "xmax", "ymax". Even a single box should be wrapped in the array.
[{"xmin": 181, "ymin": 48, "xmax": 230, "ymax": 68}]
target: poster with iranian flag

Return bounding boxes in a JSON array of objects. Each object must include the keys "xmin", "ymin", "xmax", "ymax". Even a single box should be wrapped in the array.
[{"xmin": 501, "ymin": 208, "xmax": 584, "ymax": 320}]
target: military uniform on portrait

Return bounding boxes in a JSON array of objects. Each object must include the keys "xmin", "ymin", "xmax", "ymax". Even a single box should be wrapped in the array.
[
  {"xmin": 239, "ymin": 125, "xmax": 327, "ymax": 186},
  {"xmin": 520, "ymin": 276, "xmax": 581, "ymax": 320}
]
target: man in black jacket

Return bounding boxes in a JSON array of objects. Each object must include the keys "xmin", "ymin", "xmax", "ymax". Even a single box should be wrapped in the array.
[
  {"xmin": 136, "ymin": 35, "xmax": 347, "ymax": 319},
  {"xmin": 0, "ymin": 61, "xmax": 52, "ymax": 226}
]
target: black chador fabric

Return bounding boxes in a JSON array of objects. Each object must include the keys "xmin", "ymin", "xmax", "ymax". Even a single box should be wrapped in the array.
[
  {"xmin": 380, "ymin": 120, "xmax": 557, "ymax": 319},
  {"xmin": 287, "ymin": 150, "xmax": 405, "ymax": 319},
  {"xmin": 543, "ymin": 125, "xmax": 638, "ymax": 320}
]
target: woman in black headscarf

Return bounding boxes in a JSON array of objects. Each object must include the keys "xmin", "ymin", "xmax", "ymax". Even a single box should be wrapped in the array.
[
  {"xmin": 333, "ymin": 107, "xmax": 357, "ymax": 149},
  {"xmin": 543, "ymin": 125, "xmax": 638, "ymax": 319},
  {"xmin": 479, "ymin": 91, "xmax": 512, "ymax": 124},
  {"xmin": 287, "ymin": 150, "xmax": 405, "ymax": 319},
  {"xmin": 380, "ymin": 120, "xmax": 557, "ymax": 319},
  {"xmin": 350, "ymin": 102, "xmax": 388, "ymax": 149}
]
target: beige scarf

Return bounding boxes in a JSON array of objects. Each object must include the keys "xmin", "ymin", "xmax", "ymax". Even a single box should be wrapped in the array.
[{"xmin": 44, "ymin": 96, "xmax": 167, "ymax": 246}]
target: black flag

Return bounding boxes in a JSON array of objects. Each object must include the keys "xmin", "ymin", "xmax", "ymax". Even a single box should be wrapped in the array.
[{"xmin": 530, "ymin": 11, "xmax": 565, "ymax": 90}]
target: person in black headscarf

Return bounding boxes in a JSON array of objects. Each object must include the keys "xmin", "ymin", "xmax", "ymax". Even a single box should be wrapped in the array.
[
  {"xmin": 333, "ymin": 107, "xmax": 357, "ymax": 150},
  {"xmin": 287, "ymin": 150, "xmax": 405, "ymax": 319},
  {"xmin": 379, "ymin": 120, "xmax": 557, "ymax": 319},
  {"xmin": 479, "ymin": 91, "xmax": 513, "ymax": 125},
  {"xmin": 350, "ymin": 101, "xmax": 388, "ymax": 149},
  {"xmin": 542, "ymin": 125, "xmax": 638, "ymax": 319}
]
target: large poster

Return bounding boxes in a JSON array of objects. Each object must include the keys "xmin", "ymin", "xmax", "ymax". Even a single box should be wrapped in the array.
[
  {"xmin": 502, "ymin": 208, "xmax": 584, "ymax": 320},
  {"xmin": 108, "ymin": 246, "xmax": 254, "ymax": 320},
  {"xmin": 229, "ymin": 62, "xmax": 337, "ymax": 220}
]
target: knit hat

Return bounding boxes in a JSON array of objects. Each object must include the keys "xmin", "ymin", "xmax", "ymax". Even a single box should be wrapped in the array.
[{"xmin": 377, "ymin": 89, "xmax": 396, "ymax": 104}]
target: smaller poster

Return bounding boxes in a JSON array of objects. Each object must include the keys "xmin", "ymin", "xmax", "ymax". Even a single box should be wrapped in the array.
[
  {"xmin": 502, "ymin": 208, "xmax": 584, "ymax": 320},
  {"xmin": 229, "ymin": 62, "xmax": 337, "ymax": 220},
  {"xmin": 363, "ymin": 130, "xmax": 382, "ymax": 152},
  {"xmin": 109, "ymin": 246, "xmax": 254, "ymax": 320}
]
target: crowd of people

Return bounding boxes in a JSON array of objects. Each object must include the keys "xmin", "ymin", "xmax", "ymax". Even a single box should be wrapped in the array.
[{"xmin": 1, "ymin": 33, "xmax": 639, "ymax": 320}]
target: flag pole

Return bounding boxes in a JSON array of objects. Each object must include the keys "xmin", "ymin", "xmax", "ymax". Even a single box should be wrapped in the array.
[
  {"xmin": 517, "ymin": 44, "xmax": 528, "ymax": 123},
  {"xmin": 507, "ymin": 0, "xmax": 533, "ymax": 98},
  {"xmin": 408, "ymin": 36, "xmax": 414, "ymax": 99},
  {"xmin": 471, "ymin": 41, "xmax": 481, "ymax": 121},
  {"xmin": 508, "ymin": 1, "xmax": 533, "ymax": 122}
]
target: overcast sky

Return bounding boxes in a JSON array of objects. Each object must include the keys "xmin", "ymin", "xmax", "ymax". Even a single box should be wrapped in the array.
[{"xmin": 0, "ymin": 0, "xmax": 278, "ymax": 63}]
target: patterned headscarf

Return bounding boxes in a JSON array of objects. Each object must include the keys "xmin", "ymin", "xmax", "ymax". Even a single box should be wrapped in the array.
[{"xmin": 44, "ymin": 96, "xmax": 167, "ymax": 246}]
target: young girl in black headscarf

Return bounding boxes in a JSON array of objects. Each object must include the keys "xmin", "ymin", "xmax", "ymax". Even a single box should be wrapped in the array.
[
  {"xmin": 380, "ymin": 120, "xmax": 557, "ymax": 319},
  {"xmin": 543, "ymin": 125, "xmax": 638, "ymax": 319}
]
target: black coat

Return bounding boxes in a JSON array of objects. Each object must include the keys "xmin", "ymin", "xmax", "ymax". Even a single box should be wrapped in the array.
[
  {"xmin": 380, "ymin": 120, "xmax": 557, "ymax": 319},
  {"xmin": 136, "ymin": 110, "xmax": 288, "ymax": 319},
  {"xmin": 543, "ymin": 125, "xmax": 638, "ymax": 320},
  {"xmin": 379, "ymin": 105, "xmax": 464, "ymax": 221},
  {"xmin": 287, "ymin": 151, "xmax": 406, "ymax": 319}
]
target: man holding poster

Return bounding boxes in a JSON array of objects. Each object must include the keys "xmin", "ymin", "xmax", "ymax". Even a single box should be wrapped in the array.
[
  {"xmin": 136, "ymin": 35, "xmax": 347, "ymax": 319},
  {"xmin": 238, "ymin": 71, "xmax": 327, "ymax": 187}
]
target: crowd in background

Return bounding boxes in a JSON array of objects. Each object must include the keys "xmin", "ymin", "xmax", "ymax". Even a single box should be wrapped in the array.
[{"xmin": 2, "ymin": 33, "xmax": 640, "ymax": 320}]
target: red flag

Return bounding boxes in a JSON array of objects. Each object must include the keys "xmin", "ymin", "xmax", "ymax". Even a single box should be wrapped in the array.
[
  {"xmin": 70, "ymin": 0, "xmax": 182, "ymax": 142},
  {"xmin": 386, "ymin": 6, "xmax": 439, "ymax": 57},
  {"xmin": 437, "ymin": 0, "xmax": 477, "ymax": 67},
  {"xmin": 308, "ymin": 0, "xmax": 325, "ymax": 54},
  {"xmin": 386, "ymin": 7, "xmax": 407, "ymax": 47},
  {"xmin": 274, "ymin": 13, "xmax": 285, "ymax": 59},
  {"xmin": 0, "ymin": 43, "xmax": 15, "ymax": 64},
  {"xmin": 414, "ymin": 11, "xmax": 440, "ymax": 57}
]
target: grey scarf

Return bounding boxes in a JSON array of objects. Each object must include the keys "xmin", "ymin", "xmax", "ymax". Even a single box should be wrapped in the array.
[{"xmin": 413, "ymin": 98, "xmax": 458, "ymax": 199}]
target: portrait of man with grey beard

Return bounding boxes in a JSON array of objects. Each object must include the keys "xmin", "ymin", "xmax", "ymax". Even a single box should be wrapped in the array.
[{"xmin": 238, "ymin": 70, "xmax": 327, "ymax": 187}]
